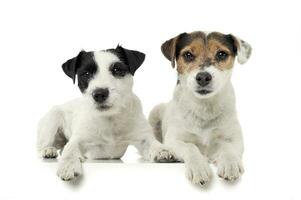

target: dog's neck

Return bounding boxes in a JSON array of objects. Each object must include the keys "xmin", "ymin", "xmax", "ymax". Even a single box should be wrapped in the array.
[{"xmin": 174, "ymin": 81, "xmax": 235, "ymax": 121}]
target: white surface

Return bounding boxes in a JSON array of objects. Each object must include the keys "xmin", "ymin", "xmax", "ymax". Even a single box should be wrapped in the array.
[{"xmin": 0, "ymin": 0, "xmax": 300, "ymax": 199}]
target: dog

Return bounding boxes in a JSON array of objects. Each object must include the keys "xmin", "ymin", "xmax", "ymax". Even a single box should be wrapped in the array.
[
  {"xmin": 37, "ymin": 45, "xmax": 174, "ymax": 181},
  {"xmin": 149, "ymin": 31, "xmax": 252, "ymax": 186}
]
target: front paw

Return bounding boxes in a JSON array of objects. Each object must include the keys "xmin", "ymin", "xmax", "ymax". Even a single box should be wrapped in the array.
[
  {"xmin": 41, "ymin": 147, "xmax": 58, "ymax": 159},
  {"xmin": 185, "ymin": 161, "xmax": 212, "ymax": 186},
  {"xmin": 149, "ymin": 148, "xmax": 177, "ymax": 163},
  {"xmin": 217, "ymin": 159, "xmax": 244, "ymax": 182},
  {"xmin": 57, "ymin": 159, "xmax": 82, "ymax": 181}
]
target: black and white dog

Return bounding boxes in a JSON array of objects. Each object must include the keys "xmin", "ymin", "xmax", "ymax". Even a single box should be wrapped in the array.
[{"xmin": 37, "ymin": 46, "xmax": 173, "ymax": 181}]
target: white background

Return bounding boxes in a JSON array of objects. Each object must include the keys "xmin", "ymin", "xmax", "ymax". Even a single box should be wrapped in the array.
[{"xmin": 0, "ymin": 0, "xmax": 300, "ymax": 199}]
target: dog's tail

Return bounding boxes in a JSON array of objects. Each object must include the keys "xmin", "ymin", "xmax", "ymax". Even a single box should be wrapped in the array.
[{"xmin": 148, "ymin": 103, "xmax": 167, "ymax": 143}]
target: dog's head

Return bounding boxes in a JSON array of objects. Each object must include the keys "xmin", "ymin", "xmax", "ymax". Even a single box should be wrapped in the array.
[
  {"xmin": 161, "ymin": 31, "xmax": 251, "ymax": 99},
  {"xmin": 62, "ymin": 45, "xmax": 145, "ymax": 115}
]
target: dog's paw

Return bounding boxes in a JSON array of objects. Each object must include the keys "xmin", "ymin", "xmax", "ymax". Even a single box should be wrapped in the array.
[
  {"xmin": 149, "ymin": 148, "xmax": 177, "ymax": 163},
  {"xmin": 57, "ymin": 159, "xmax": 82, "ymax": 181},
  {"xmin": 185, "ymin": 161, "xmax": 212, "ymax": 186},
  {"xmin": 217, "ymin": 159, "xmax": 244, "ymax": 182},
  {"xmin": 41, "ymin": 147, "xmax": 58, "ymax": 159}
]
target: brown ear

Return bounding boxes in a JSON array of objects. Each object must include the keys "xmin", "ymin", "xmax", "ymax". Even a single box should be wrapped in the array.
[
  {"xmin": 161, "ymin": 37, "xmax": 177, "ymax": 68},
  {"xmin": 161, "ymin": 33, "xmax": 187, "ymax": 68}
]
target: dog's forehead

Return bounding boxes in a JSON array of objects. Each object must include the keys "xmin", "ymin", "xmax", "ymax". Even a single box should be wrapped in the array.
[
  {"xmin": 175, "ymin": 31, "xmax": 206, "ymax": 57},
  {"xmin": 93, "ymin": 51, "xmax": 120, "ymax": 69},
  {"xmin": 207, "ymin": 32, "xmax": 236, "ymax": 53},
  {"xmin": 177, "ymin": 31, "xmax": 236, "ymax": 54}
]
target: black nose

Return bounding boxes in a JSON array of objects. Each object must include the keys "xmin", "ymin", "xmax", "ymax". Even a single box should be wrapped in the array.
[
  {"xmin": 92, "ymin": 88, "xmax": 109, "ymax": 103},
  {"xmin": 196, "ymin": 72, "xmax": 212, "ymax": 87}
]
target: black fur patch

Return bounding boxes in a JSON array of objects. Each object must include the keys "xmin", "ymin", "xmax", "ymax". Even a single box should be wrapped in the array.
[
  {"xmin": 207, "ymin": 32, "xmax": 237, "ymax": 55},
  {"xmin": 107, "ymin": 45, "xmax": 145, "ymax": 75},
  {"xmin": 76, "ymin": 52, "xmax": 97, "ymax": 92},
  {"xmin": 62, "ymin": 51, "xmax": 97, "ymax": 93},
  {"xmin": 175, "ymin": 32, "xmax": 206, "ymax": 59},
  {"xmin": 175, "ymin": 33, "xmax": 190, "ymax": 59},
  {"xmin": 109, "ymin": 62, "xmax": 130, "ymax": 78}
]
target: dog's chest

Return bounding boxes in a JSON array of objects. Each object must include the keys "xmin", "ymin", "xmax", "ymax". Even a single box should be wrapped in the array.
[
  {"xmin": 183, "ymin": 103, "xmax": 222, "ymax": 128},
  {"xmin": 178, "ymin": 104, "xmax": 224, "ymax": 146},
  {"xmin": 93, "ymin": 117, "xmax": 134, "ymax": 145},
  {"xmin": 80, "ymin": 115, "xmax": 134, "ymax": 159}
]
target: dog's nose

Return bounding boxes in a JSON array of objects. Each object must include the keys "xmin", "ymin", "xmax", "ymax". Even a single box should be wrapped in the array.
[
  {"xmin": 92, "ymin": 88, "xmax": 109, "ymax": 103},
  {"xmin": 196, "ymin": 72, "xmax": 212, "ymax": 87}
]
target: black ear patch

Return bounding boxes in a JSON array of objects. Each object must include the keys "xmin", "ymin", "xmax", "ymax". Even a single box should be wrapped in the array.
[
  {"xmin": 225, "ymin": 34, "xmax": 238, "ymax": 55},
  {"xmin": 62, "ymin": 51, "xmax": 86, "ymax": 84},
  {"xmin": 114, "ymin": 45, "xmax": 145, "ymax": 75}
]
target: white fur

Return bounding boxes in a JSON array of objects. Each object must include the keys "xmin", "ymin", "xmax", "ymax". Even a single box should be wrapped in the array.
[
  {"xmin": 37, "ymin": 51, "xmax": 173, "ymax": 181},
  {"xmin": 149, "ymin": 47, "xmax": 251, "ymax": 186},
  {"xmin": 184, "ymin": 66, "xmax": 233, "ymax": 99},
  {"xmin": 235, "ymin": 37, "xmax": 252, "ymax": 64}
]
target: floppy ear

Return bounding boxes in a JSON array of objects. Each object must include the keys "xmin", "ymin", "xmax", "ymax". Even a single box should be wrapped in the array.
[
  {"xmin": 230, "ymin": 35, "xmax": 252, "ymax": 65},
  {"xmin": 161, "ymin": 33, "xmax": 187, "ymax": 68},
  {"xmin": 62, "ymin": 50, "xmax": 85, "ymax": 83},
  {"xmin": 115, "ymin": 45, "xmax": 145, "ymax": 75},
  {"xmin": 161, "ymin": 36, "xmax": 177, "ymax": 68}
]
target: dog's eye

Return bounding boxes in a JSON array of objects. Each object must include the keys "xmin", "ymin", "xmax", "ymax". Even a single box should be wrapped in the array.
[
  {"xmin": 215, "ymin": 51, "xmax": 229, "ymax": 61},
  {"xmin": 111, "ymin": 62, "xmax": 128, "ymax": 77},
  {"xmin": 183, "ymin": 51, "xmax": 195, "ymax": 62},
  {"xmin": 80, "ymin": 71, "xmax": 91, "ymax": 78}
]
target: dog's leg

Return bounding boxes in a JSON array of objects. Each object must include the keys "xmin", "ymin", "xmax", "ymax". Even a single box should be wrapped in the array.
[
  {"xmin": 210, "ymin": 124, "xmax": 244, "ymax": 182},
  {"xmin": 135, "ymin": 139, "xmax": 175, "ymax": 162},
  {"xmin": 139, "ymin": 138, "xmax": 177, "ymax": 162},
  {"xmin": 214, "ymin": 142, "xmax": 244, "ymax": 182},
  {"xmin": 165, "ymin": 131, "xmax": 212, "ymax": 186},
  {"xmin": 57, "ymin": 139, "xmax": 84, "ymax": 181},
  {"xmin": 132, "ymin": 124, "xmax": 176, "ymax": 162},
  {"xmin": 148, "ymin": 103, "xmax": 166, "ymax": 143},
  {"xmin": 37, "ymin": 106, "xmax": 64, "ymax": 159}
]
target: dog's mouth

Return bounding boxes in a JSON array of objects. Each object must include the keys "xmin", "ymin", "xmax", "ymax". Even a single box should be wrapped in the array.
[
  {"xmin": 196, "ymin": 89, "xmax": 212, "ymax": 95},
  {"xmin": 96, "ymin": 104, "xmax": 113, "ymax": 111}
]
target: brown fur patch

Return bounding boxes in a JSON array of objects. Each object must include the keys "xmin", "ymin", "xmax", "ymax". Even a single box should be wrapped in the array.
[
  {"xmin": 207, "ymin": 38, "xmax": 235, "ymax": 70},
  {"xmin": 162, "ymin": 31, "xmax": 237, "ymax": 74},
  {"xmin": 176, "ymin": 39, "xmax": 206, "ymax": 73}
]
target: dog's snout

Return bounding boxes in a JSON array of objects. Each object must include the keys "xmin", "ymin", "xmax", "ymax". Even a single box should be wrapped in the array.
[
  {"xmin": 196, "ymin": 72, "xmax": 212, "ymax": 87},
  {"xmin": 92, "ymin": 88, "xmax": 109, "ymax": 103}
]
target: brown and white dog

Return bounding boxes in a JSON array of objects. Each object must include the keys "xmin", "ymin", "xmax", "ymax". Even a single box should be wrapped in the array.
[{"xmin": 149, "ymin": 31, "xmax": 251, "ymax": 186}]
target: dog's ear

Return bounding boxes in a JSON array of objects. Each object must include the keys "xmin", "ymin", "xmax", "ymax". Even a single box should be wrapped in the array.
[
  {"xmin": 229, "ymin": 34, "xmax": 252, "ymax": 65},
  {"xmin": 161, "ymin": 35, "xmax": 177, "ymax": 68},
  {"xmin": 161, "ymin": 33, "xmax": 187, "ymax": 68},
  {"xmin": 115, "ymin": 45, "xmax": 145, "ymax": 75},
  {"xmin": 62, "ymin": 50, "xmax": 85, "ymax": 83}
]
